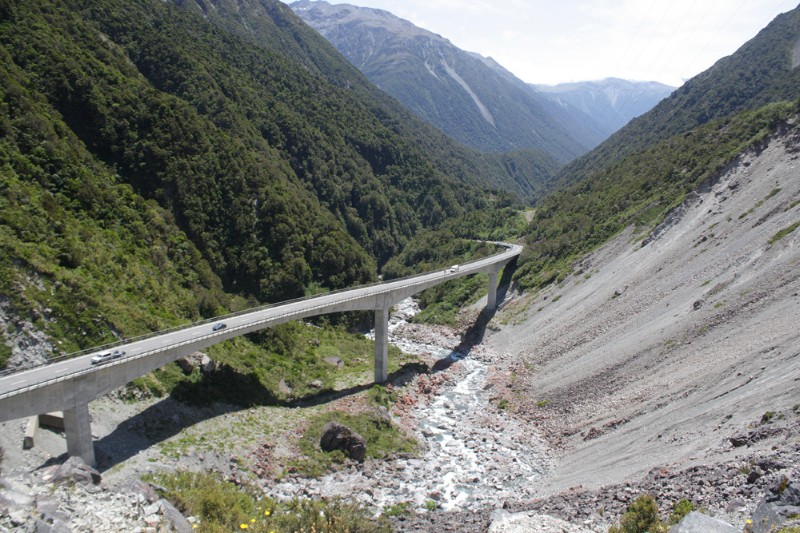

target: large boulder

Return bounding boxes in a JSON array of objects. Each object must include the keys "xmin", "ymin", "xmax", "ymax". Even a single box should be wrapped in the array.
[
  {"xmin": 319, "ymin": 422, "xmax": 367, "ymax": 463},
  {"xmin": 748, "ymin": 478, "xmax": 800, "ymax": 533},
  {"xmin": 669, "ymin": 511, "xmax": 738, "ymax": 533},
  {"xmin": 51, "ymin": 456, "xmax": 101, "ymax": 486}
]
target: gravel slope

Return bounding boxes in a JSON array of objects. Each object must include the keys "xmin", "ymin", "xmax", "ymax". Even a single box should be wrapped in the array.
[{"xmin": 490, "ymin": 126, "xmax": 800, "ymax": 496}]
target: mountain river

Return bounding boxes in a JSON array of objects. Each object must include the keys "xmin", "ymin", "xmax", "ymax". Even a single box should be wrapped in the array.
[{"xmin": 263, "ymin": 298, "xmax": 551, "ymax": 513}]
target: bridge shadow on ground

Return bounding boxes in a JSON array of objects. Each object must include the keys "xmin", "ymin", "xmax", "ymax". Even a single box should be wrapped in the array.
[
  {"xmin": 60, "ymin": 261, "xmax": 518, "ymax": 472},
  {"xmin": 432, "ymin": 260, "xmax": 516, "ymax": 373},
  {"xmin": 85, "ymin": 362, "xmax": 427, "ymax": 472}
]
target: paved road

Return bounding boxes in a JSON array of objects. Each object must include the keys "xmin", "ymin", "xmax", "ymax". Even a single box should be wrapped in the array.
[{"xmin": 0, "ymin": 243, "xmax": 520, "ymax": 401}]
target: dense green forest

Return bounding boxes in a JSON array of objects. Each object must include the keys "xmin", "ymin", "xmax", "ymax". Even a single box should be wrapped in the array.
[
  {"xmin": 2, "ymin": 0, "xmax": 798, "ymax": 377},
  {"xmin": 0, "ymin": 0, "xmax": 536, "ymax": 372}
]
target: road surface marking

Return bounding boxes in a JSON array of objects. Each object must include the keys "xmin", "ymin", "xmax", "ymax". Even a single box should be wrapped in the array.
[{"xmin": 11, "ymin": 380, "xmax": 26, "ymax": 385}]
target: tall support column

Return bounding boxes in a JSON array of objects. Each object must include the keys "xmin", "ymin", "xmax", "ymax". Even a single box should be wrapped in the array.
[
  {"xmin": 374, "ymin": 307, "xmax": 389, "ymax": 383},
  {"xmin": 63, "ymin": 403, "xmax": 95, "ymax": 466},
  {"xmin": 487, "ymin": 271, "xmax": 499, "ymax": 310}
]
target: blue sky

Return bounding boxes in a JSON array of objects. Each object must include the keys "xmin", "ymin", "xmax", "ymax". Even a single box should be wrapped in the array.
[{"xmin": 304, "ymin": 0, "xmax": 796, "ymax": 86}]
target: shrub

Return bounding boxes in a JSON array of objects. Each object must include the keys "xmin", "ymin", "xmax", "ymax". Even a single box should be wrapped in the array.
[
  {"xmin": 669, "ymin": 499, "xmax": 694, "ymax": 525},
  {"xmin": 609, "ymin": 495, "xmax": 667, "ymax": 533},
  {"xmin": 147, "ymin": 470, "xmax": 391, "ymax": 532},
  {"xmin": 368, "ymin": 384, "xmax": 398, "ymax": 408},
  {"xmin": 384, "ymin": 501, "xmax": 411, "ymax": 517}
]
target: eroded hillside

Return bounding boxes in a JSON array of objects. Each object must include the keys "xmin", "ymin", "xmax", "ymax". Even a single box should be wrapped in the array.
[{"xmin": 493, "ymin": 122, "xmax": 800, "ymax": 494}]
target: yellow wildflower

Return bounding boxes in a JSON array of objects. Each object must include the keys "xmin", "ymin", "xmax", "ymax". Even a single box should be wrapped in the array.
[{"xmin": 240, "ymin": 524, "xmax": 249, "ymax": 530}]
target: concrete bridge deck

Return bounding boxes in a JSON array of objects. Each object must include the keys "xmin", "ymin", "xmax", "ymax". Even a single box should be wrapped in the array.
[{"xmin": 0, "ymin": 242, "xmax": 520, "ymax": 464}]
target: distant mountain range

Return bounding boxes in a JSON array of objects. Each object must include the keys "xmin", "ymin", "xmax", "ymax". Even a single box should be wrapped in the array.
[
  {"xmin": 290, "ymin": 0, "xmax": 673, "ymax": 161},
  {"xmin": 534, "ymin": 78, "xmax": 675, "ymax": 138},
  {"xmin": 290, "ymin": 0, "xmax": 603, "ymax": 161},
  {"xmin": 556, "ymin": 4, "xmax": 800, "ymax": 190}
]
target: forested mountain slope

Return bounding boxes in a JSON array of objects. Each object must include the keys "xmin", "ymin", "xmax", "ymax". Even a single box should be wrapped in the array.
[
  {"xmin": 290, "ymin": 0, "xmax": 606, "ymax": 160},
  {"xmin": 175, "ymin": 0, "xmax": 556, "ymax": 197},
  {"xmin": 515, "ymin": 99, "xmax": 800, "ymax": 291},
  {"xmin": 556, "ymin": 5, "xmax": 800, "ymax": 189},
  {"xmin": 0, "ymin": 0, "xmax": 546, "ymax": 365}
]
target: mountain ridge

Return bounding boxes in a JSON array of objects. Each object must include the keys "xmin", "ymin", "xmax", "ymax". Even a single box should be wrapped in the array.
[
  {"xmin": 290, "ymin": 0, "xmax": 609, "ymax": 160},
  {"xmin": 534, "ymin": 77, "xmax": 675, "ymax": 136},
  {"xmin": 555, "ymin": 5, "xmax": 800, "ymax": 190}
]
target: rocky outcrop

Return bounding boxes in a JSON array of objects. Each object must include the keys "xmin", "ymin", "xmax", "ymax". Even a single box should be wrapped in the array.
[
  {"xmin": 670, "ymin": 511, "xmax": 738, "ymax": 532},
  {"xmin": 319, "ymin": 422, "xmax": 366, "ymax": 462},
  {"xmin": 51, "ymin": 456, "xmax": 101, "ymax": 486},
  {"xmin": 748, "ymin": 479, "xmax": 800, "ymax": 533}
]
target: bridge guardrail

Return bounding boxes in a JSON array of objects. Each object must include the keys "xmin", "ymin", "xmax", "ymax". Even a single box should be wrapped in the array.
[{"xmin": 0, "ymin": 242, "xmax": 520, "ymax": 399}]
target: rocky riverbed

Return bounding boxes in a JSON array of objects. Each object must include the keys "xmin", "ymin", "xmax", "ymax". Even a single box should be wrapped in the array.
[{"xmin": 262, "ymin": 299, "xmax": 552, "ymax": 515}]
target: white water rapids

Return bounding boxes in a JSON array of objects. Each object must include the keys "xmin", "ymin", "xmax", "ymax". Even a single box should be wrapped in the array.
[{"xmin": 265, "ymin": 298, "xmax": 551, "ymax": 513}]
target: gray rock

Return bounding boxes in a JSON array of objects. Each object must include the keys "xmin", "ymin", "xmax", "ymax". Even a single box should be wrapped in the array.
[
  {"xmin": 319, "ymin": 421, "xmax": 367, "ymax": 462},
  {"xmin": 158, "ymin": 498, "xmax": 193, "ymax": 533},
  {"xmin": 200, "ymin": 354, "xmax": 216, "ymax": 374},
  {"xmin": 36, "ymin": 496, "xmax": 67, "ymax": 524},
  {"xmin": 323, "ymin": 356, "xmax": 343, "ymax": 368},
  {"xmin": 51, "ymin": 456, "xmax": 101, "ymax": 486},
  {"xmin": 750, "ymin": 499, "xmax": 782, "ymax": 533},
  {"xmin": 119, "ymin": 479, "xmax": 160, "ymax": 504},
  {"xmin": 176, "ymin": 357, "xmax": 195, "ymax": 374},
  {"xmin": 725, "ymin": 497, "xmax": 747, "ymax": 512},
  {"xmin": 0, "ymin": 480, "xmax": 34, "ymax": 509},
  {"xmin": 488, "ymin": 509, "xmax": 593, "ymax": 532},
  {"xmin": 750, "ymin": 479, "xmax": 800, "ymax": 532},
  {"xmin": 669, "ymin": 511, "xmax": 738, "ymax": 532},
  {"xmin": 35, "ymin": 517, "xmax": 71, "ymax": 533}
]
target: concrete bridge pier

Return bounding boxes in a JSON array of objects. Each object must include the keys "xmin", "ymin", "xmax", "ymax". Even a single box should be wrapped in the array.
[
  {"xmin": 63, "ymin": 403, "xmax": 95, "ymax": 466},
  {"xmin": 487, "ymin": 270, "xmax": 499, "ymax": 310},
  {"xmin": 374, "ymin": 307, "xmax": 389, "ymax": 383}
]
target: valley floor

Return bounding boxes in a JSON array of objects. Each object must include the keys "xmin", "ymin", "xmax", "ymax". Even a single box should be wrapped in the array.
[{"xmin": 1, "ymin": 130, "xmax": 799, "ymax": 532}]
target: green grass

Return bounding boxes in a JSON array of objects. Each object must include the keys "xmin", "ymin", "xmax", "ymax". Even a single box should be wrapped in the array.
[
  {"xmin": 291, "ymin": 410, "xmax": 418, "ymax": 478},
  {"xmin": 384, "ymin": 501, "xmax": 412, "ymax": 517},
  {"xmin": 146, "ymin": 470, "xmax": 391, "ymax": 532},
  {"xmin": 769, "ymin": 221, "xmax": 800, "ymax": 244},
  {"xmin": 123, "ymin": 321, "xmax": 415, "ymax": 406},
  {"xmin": 413, "ymin": 274, "xmax": 489, "ymax": 326}
]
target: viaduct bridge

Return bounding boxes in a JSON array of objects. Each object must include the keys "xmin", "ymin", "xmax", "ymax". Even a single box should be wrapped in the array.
[{"xmin": 0, "ymin": 243, "xmax": 521, "ymax": 466}]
